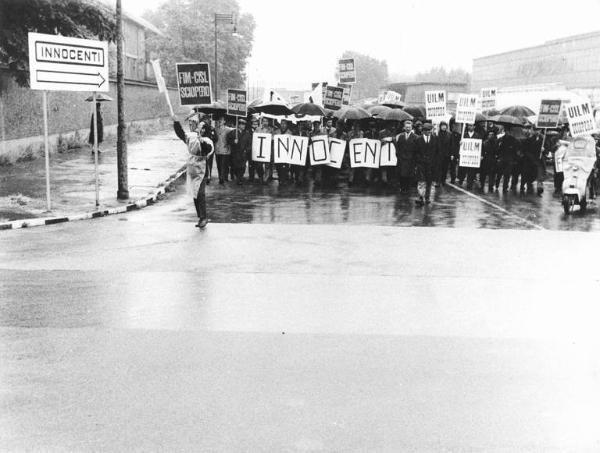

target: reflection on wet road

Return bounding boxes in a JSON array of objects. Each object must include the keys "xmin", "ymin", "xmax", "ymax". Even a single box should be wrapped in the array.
[{"xmin": 201, "ymin": 178, "xmax": 600, "ymax": 231}]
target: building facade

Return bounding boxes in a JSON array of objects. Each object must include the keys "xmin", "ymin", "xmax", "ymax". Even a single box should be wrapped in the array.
[{"xmin": 472, "ymin": 31, "xmax": 600, "ymax": 104}]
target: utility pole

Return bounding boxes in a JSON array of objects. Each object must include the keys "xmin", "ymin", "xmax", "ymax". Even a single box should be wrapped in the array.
[{"xmin": 116, "ymin": 0, "xmax": 129, "ymax": 200}]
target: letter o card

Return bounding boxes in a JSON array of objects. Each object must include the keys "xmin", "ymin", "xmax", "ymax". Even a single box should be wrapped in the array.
[
  {"xmin": 252, "ymin": 133, "xmax": 272, "ymax": 163},
  {"xmin": 309, "ymin": 135, "xmax": 330, "ymax": 165}
]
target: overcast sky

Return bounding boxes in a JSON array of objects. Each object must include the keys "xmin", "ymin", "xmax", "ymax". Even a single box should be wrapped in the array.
[{"xmin": 124, "ymin": 0, "xmax": 600, "ymax": 90}]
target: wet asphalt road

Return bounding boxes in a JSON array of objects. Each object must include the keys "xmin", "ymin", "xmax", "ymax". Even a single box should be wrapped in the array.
[{"xmin": 1, "ymin": 177, "xmax": 600, "ymax": 452}]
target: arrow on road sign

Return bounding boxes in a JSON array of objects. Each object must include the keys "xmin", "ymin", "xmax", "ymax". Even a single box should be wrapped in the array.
[{"xmin": 36, "ymin": 70, "xmax": 106, "ymax": 88}]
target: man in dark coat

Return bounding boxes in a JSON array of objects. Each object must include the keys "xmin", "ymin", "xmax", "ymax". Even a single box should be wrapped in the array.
[
  {"xmin": 414, "ymin": 123, "xmax": 440, "ymax": 205},
  {"xmin": 458, "ymin": 123, "xmax": 483, "ymax": 189},
  {"xmin": 520, "ymin": 125, "xmax": 543, "ymax": 194},
  {"xmin": 226, "ymin": 118, "xmax": 251, "ymax": 184},
  {"xmin": 480, "ymin": 130, "xmax": 498, "ymax": 192},
  {"xmin": 436, "ymin": 121, "xmax": 453, "ymax": 185},
  {"xmin": 495, "ymin": 124, "xmax": 520, "ymax": 192},
  {"xmin": 395, "ymin": 119, "xmax": 417, "ymax": 193}
]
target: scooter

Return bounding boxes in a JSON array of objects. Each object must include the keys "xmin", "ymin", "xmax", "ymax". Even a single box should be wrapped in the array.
[{"xmin": 561, "ymin": 135, "xmax": 597, "ymax": 214}]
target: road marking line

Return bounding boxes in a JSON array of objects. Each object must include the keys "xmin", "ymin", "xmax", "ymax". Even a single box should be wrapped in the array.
[{"xmin": 447, "ymin": 183, "xmax": 545, "ymax": 230}]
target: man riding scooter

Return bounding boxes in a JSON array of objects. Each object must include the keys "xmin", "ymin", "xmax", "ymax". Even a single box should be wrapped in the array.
[{"xmin": 561, "ymin": 135, "xmax": 597, "ymax": 214}]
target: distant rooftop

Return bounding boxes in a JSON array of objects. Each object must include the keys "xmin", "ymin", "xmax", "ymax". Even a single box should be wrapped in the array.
[{"xmin": 474, "ymin": 29, "xmax": 600, "ymax": 61}]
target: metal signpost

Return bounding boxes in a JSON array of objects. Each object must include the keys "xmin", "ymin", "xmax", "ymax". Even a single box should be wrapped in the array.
[{"xmin": 28, "ymin": 32, "xmax": 109, "ymax": 210}]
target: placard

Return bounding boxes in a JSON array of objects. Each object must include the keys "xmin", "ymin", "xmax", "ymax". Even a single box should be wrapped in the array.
[
  {"xmin": 339, "ymin": 83, "xmax": 352, "ymax": 105},
  {"xmin": 323, "ymin": 86, "xmax": 344, "ymax": 111},
  {"xmin": 566, "ymin": 101, "xmax": 596, "ymax": 137},
  {"xmin": 425, "ymin": 90, "xmax": 446, "ymax": 122},
  {"xmin": 309, "ymin": 135, "xmax": 331, "ymax": 165},
  {"xmin": 252, "ymin": 133, "xmax": 272, "ymax": 163},
  {"xmin": 380, "ymin": 140, "xmax": 397, "ymax": 166},
  {"xmin": 273, "ymin": 134, "xmax": 291, "ymax": 164},
  {"xmin": 288, "ymin": 136, "xmax": 309, "ymax": 166},
  {"xmin": 459, "ymin": 138, "xmax": 482, "ymax": 168},
  {"xmin": 327, "ymin": 138, "xmax": 346, "ymax": 169},
  {"xmin": 349, "ymin": 139, "xmax": 381, "ymax": 168},
  {"xmin": 227, "ymin": 89, "xmax": 247, "ymax": 117},
  {"xmin": 480, "ymin": 87, "xmax": 497, "ymax": 111},
  {"xmin": 176, "ymin": 62, "xmax": 212, "ymax": 105},
  {"xmin": 338, "ymin": 58, "xmax": 356, "ymax": 84},
  {"xmin": 378, "ymin": 90, "xmax": 403, "ymax": 106},
  {"xmin": 456, "ymin": 94, "xmax": 479, "ymax": 124}
]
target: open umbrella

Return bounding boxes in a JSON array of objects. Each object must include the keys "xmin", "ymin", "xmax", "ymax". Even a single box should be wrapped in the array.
[
  {"xmin": 194, "ymin": 101, "xmax": 227, "ymax": 115},
  {"xmin": 402, "ymin": 105, "xmax": 426, "ymax": 119},
  {"xmin": 367, "ymin": 105, "xmax": 392, "ymax": 118},
  {"xmin": 483, "ymin": 107, "xmax": 500, "ymax": 116},
  {"xmin": 488, "ymin": 114, "xmax": 525, "ymax": 126},
  {"xmin": 333, "ymin": 106, "xmax": 371, "ymax": 121},
  {"xmin": 381, "ymin": 100, "xmax": 406, "ymax": 109},
  {"xmin": 85, "ymin": 93, "xmax": 113, "ymax": 102},
  {"xmin": 383, "ymin": 109, "xmax": 413, "ymax": 122},
  {"xmin": 291, "ymin": 102, "xmax": 328, "ymax": 116},
  {"xmin": 499, "ymin": 105, "xmax": 535, "ymax": 117},
  {"xmin": 252, "ymin": 100, "xmax": 293, "ymax": 116}
]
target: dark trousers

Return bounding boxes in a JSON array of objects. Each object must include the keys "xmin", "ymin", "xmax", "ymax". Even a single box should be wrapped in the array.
[
  {"xmin": 480, "ymin": 164, "xmax": 496, "ymax": 191},
  {"xmin": 248, "ymin": 156, "xmax": 264, "ymax": 182},
  {"xmin": 206, "ymin": 154, "xmax": 214, "ymax": 179},
  {"xmin": 441, "ymin": 157, "xmax": 457, "ymax": 183},
  {"xmin": 496, "ymin": 161, "xmax": 514, "ymax": 191},
  {"xmin": 458, "ymin": 166, "xmax": 478, "ymax": 188},
  {"xmin": 554, "ymin": 171, "xmax": 564, "ymax": 193},
  {"xmin": 216, "ymin": 154, "xmax": 231, "ymax": 182},
  {"xmin": 276, "ymin": 163, "xmax": 289, "ymax": 183},
  {"xmin": 193, "ymin": 178, "xmax": 207, "ymax": 220},
  {"xmin": 511, "ymin": 159, "xmax": 522, "ymax": 189},
  {"xmin": 399, "ymin": 176, "xmax": 412, "ymax": 192}
]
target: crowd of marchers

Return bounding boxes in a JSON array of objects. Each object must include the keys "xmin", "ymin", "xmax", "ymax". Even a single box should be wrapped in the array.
[{"xmin": 172, "ymin": 112, "xmax": 593, "ymax": 227}]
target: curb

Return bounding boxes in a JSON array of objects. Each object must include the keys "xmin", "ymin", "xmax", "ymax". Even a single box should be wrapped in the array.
[{"xmin": 0, "ymin": 165, "xmax": 187, "ymax": 231}]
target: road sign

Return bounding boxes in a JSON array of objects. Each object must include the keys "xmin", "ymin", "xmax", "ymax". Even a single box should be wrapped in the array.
[
  {"xmin": 227, "ymin": 89, "xmax": 247, "ymax": 117},
  {"xmin": 176, "ymin": 62, "xmax": 212, "ymax": 105},
  {"xmin": 28, "ymin": 32, "xmax": 109, "ymax": 92},
  {"xmin": 338, "ymin": 58, "xmax": 356, "ymax": 84}
]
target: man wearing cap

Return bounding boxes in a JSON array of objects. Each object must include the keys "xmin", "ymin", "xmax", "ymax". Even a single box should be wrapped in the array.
[
  {"xmin": 414, "ymin": 123, "xmax": 439, "ymax": 205},
  {"xmin": 436, "ymin": 121, "xmax": 453, "ymax": 185},
  {"xmin": 495, "ymin": 124, "xmax": 520, "ymax": 193},
  {"xmin": 413, "ymin": 120, "xmax": 423, "ymax": 136},
  {"xmin": 395, "ymin": 119, "xmax": 417, "ymax": 193},
  {"xmin": 227, "ymin": 118, "xmax": 251, "ymax": 185}
]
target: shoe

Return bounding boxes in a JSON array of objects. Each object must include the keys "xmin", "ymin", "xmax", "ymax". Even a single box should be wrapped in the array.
[
  {"xmin": 198, "ymin": 218, "xmax": 208, "ymax": 228},
  {"xmin": 415, "ymin": 197, "xmax": 424, "ymax": 206},
  {"xmin": 206, "ymin": 178, "xmax": 211, "ymax": 185}
]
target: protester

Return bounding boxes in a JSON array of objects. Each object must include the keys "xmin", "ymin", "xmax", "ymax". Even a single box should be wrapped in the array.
[
  {"xmin": 480, "ymin": 130, "xmax": 498, "ymax": 193},
  {"xmin": 413, "ymin": 120, "xmax": 423, "ymax": 136},
  {"xmin": 88, "ymin": 102, "xmax": 103, "ymax": 154},
  {"xmin": 214, "ymin": 117, "xmax": 233, "ymax": 184},
  {"xmin": 227, "ymin": 118, "xmax": 251, "ymax": 185},
  {"xmin": 379, "ymin": 120, "xmax": 400, "ymax": 186},
  {"xmin": 248, "ymin": 117, "xmax": 264, "ymax": 183},
  {"xmin": 255, "ymin": 117, "xmax": 273, "ymax": 184},
  {"xmin": 274, "ymin": 119, "xmax": 292, "ymax": 184},
  {"xmin": 343, "ymin": 121, "xmax": 364, "ymax": 187},
  {"xmin": 396, "ymin": 119, "xmax": 417, "ymax": 193},
  {"xmin": 495, "ymin": 124, "xmax": 520, "ymax": 193},
  {"xmin": 520, "ymin": 125, "xmax": 543, "ymax": 194},
  {"xmin": 172, "ymin": 113, "xmax": 214, "ymax": 229},
  {"xmin": 458, "ymin": 123, "xmax": 482, "ymax": 189},
  {"xmin": 414, "ymin": 123, "xmax": 439, "ymax": 205},
  {"xmin": 201, "ymin": 115, "xmax": 217, "ymax": 184},
  {"xmin": 553, "ymin": 128, "xmax": 570, "ymax": 194},
  {"xmin": 436, "ymin": 121, "xmax": 453, "ymax": 186}
]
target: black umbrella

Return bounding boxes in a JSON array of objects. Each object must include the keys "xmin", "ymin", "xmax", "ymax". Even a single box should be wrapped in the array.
[
  {"xmin": 252, "ymin": 100, "xmax": 293, "ymax": 116},
  {"xmin": 333, "ymin": 106, "xmax": 371, "ymax": 121},
  {"xmin": 499, "ymin": 105, "xmax": 535, "ymax": 117},
  {"xmin": 402, "ymin": 105, "xmax": 426, "ymax": 119},
  {"xmin": 483, "ymin": 107, "xmax": 500, "ymax": 116},
  {"xmin": 383, "ymin": 109, "xmax": 413, "ymax": 122},
  {"xmin": 291, "ymin": 102, "xmax": 328, "ymax": 116},
  {"xmin": 367, "ymin": 105, "xmax": 392, "ymax": 118},
  {"xmin": 381, "ymin": 100, "xmax": 406, "ymax": 109},
  {"xmin": 194, "ymin": 101, "xmax": 227, "ymax": 115},
  {"xmin": 85, "ymin": 93, "xmax": 113, "ymax": 102},
  {"xmin": 488, "ymin": 114, "xmax": 525, "ymax": 126}
]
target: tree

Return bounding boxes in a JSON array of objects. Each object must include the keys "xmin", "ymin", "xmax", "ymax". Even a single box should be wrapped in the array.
[
  {"xmin": 337, "ymin": 51, "xmax": 388, "ymax": 100},
  {"xmin": 144, "ymin": 0, "xmax": 255, "ymax": 93},
  {"xmin": 414, "ymin": 66, "xmax": 471, "ymax": 85},
  {"xmin": 0, "ymin": 0, "xmax": 116, "ymax": 87}
]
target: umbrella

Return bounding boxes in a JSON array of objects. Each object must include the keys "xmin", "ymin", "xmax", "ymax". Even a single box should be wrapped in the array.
[
  {"xmin": 488, "ymin": 114, "xmax": 525, "ymax": 126},
  {"xmin": 85, "ymin": 93, "xmax": 113, "ymax": 102},
  {"xmin": 383, "ymin": 109, "xmax": 413, "ymax": 122},
  {"xmin": 402, "ymin": 105, "xmax": 426, "ymax": 119},
  {"xmin": 252, "ymin": 100, "xmax": 293, "ymax": 116},
  {"xmin": 367, "ymin": 105, "xmax": 392, "ymax": 117},
  {"xmin": 381, "ymin": 100, "xmax": 406, "ymax": 109},
  {"xmin": 291, "ymin": 102, "xmax": 328, "ymax": 116},
  {"xmin": 499, "ymin": 105, "xmax": 535, "ymax": 117},
  {"xmin": 194, "ymin": 101, "xmax": 226, "ymax": 115},
  {"xmin": 483, "ymin": 107, "xmax": 500, "ymax": 116},
  {"xmin": 333, "ymin": 106, "xmax": 371, "ymax": 121}
]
